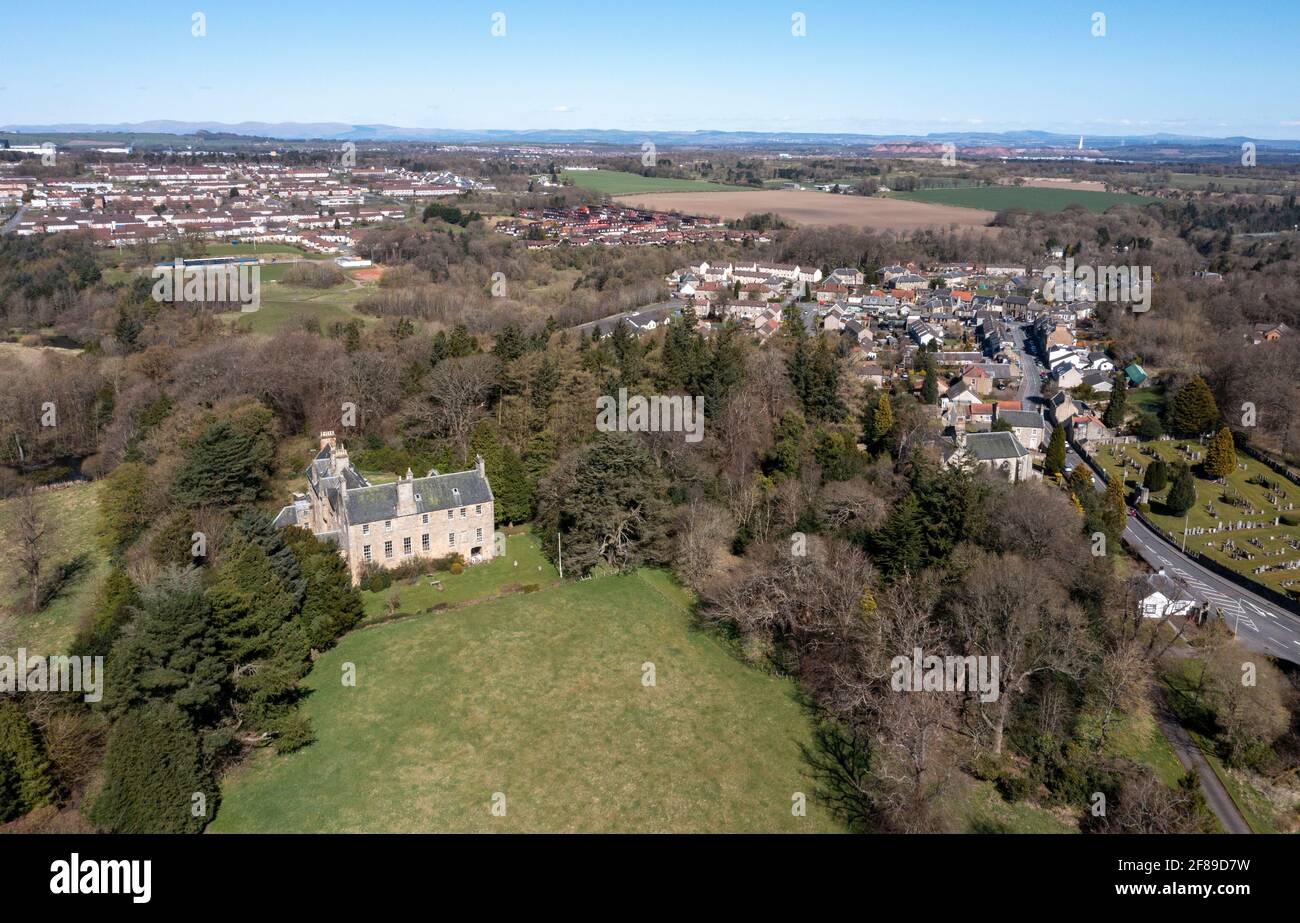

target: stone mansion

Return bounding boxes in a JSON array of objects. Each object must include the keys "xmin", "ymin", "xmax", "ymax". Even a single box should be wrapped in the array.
[{"xmin": 274, "ymin": 432, "xmax": 495, "ymax": 584}]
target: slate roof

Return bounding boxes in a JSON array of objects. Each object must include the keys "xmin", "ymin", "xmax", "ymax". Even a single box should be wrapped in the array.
[
  {"xmin": 962, "ymin": 431, "xmax": 1028, "ymax": 461},
  {"xmin": 996, "ymin": 410, "xmax": 1045, "ymax": 430},
  {"xmin": 343, "ymin": 469, "xmax": 493, "ymax": 526}
]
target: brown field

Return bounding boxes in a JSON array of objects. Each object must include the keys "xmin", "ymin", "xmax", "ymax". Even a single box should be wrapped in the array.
[
  {"xmin": 612, "ymin": 189, "xmax": 996, "ymax": 230},
  {"xmin": 1001, "ymin": 177, "xmax": 1109, "ymax": 192},
  {"xmin": 348, "ymin": 265, "xmax": 386, "ymax": 282}
]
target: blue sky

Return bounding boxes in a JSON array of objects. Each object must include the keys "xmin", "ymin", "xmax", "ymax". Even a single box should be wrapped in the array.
[{"xmin": 2, "ymin": 0, "xmax": 1298, "ymax": 138}]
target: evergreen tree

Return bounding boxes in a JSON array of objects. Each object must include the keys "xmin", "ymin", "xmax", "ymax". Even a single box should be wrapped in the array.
[
  {"xmin": 814, "ymin": 429, "xmax": 862, "ymax": 482},
  {"xmin": 873, "ymin": 492, "xmax": 924, "ymax": 579},
  {"xmin": 206, "ymin": 536, "xmax": 313, "ymax": 743},
  {"xmin": 171, "ymin": 405, "xmax": 276, "ymax": 508},
  {"xmin": 72, "ymin": 565, "xmax": 140, "ymax": 658},
  {"xmin": 0, "ymin": 701, "xmax": 54, "ymax": 821},
  {"xmin": 1102, "ymin": 376, "xmax": 1127, "ymax": 429},
  {"xmin": 1143, "ymin": 458, "xmax": 1169, "ymax": 492},
  {"xmin": 535, "ymin": 434, "xmax": 672, "ymax": 576},
  {"xmin": 281, "ymin": 527, "xmax": 364, "ymax": 651},
  {"xmin": 1166, "ymin": 375, "xmax": 1220, "ymax": 436},
  {"xmin": 470, "ymin": 421, "xmax": 532, "ymax": 523},
  {"xmin": 491, "ymin": 323, "xmax": 528, "ymax": 363},
  {"xmin": 103, "ymin": 568, "xmax": 227, "ymax": 725},
  {"xmin": 1203, "ymin": 426, "xmax": 1237, "ymax": 479},
  {"xmin": 1166, "ymin": 463, "xmax": 1197, "ymax": 515},
  {"xmin": 113, "ymin": 308, "xmax": 142, "ymax": 351},
  {"xmin": 530, "ymin": 353, "xmax": 559, "ymax": 416},
  {"xmin": 699, "ymin": 321, "xmax": 747, "ymax": 419},
  {"xmin": 920, "ymin": 352, "xmax": 938, "ymax": 405},
  {"xmin": 763, "ymin": 411, "xmax": 806, "ymax": 478},
  {"xmin": 871, "ymin": 392, "xmax": 895, "ymax": 452},
  {"xmin": 1045, "ymin": 424, "xmax": 1067, "ymax": 477},
  {"xmin": 97, "ymin": 461, "xmax": 154, "ymax": 554},
  {"xmin": 89, "ymin": 702, "xmax": 215, "ymax": 834},
  {"xmin": 1102, "ymin": 475, "xmax": 1128, "ymax": 547}
]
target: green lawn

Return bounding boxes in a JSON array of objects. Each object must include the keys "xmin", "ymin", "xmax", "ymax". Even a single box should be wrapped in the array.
[
  {"xmin": 0, "ymin": 482, "xmax": 108, "ymax": 655},
  {"xmin": 562, "ymin": 169, "xmax": 751, "ymax": 195},
  {"xmin": 361, "ymin": 530, "xmax": 562, "ymax": 623},
  {"xmin": 892, "ymin": 186, "xmax": 1160, "ymax": 214},
  {"xmin": 217, "ymin": 277, "xmax": 376, "ymax": 334},
  {"xmin": 1095, "ymin": 439, "xmax": 1300, "ymax": 596},
  {"xmin": 1106, "ymin": 710, "xmax": 1186, "ymax": 788},
  {"xmin": 211, "ymin": 567, "xmax": 845, "ymax": 833}
]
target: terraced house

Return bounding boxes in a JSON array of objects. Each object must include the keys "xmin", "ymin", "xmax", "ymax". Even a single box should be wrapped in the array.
[{"xmin": 275, "ymin": 432, "xmax": 495, "ymax": 584}]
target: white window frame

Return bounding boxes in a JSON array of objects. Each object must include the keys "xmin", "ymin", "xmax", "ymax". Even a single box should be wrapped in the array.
[
  {"xmin": 384, "ymin": 541, "xmax": 393, "ymax": 559},
  {"xmin": 403, "ymin": 536, "xmax": 412, "ymax": 556}
]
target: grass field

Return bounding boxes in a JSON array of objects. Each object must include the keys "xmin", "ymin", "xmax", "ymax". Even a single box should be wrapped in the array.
[
  {"xmin": 211, "ymin": 565, "xmax": 846, "ymax": 833},
  {"xmin": 1094, "ymin": 439, "xmax": 1300, "ymax": 596},
  {"xmin": 563, "ymin": 169, "xmax": 750, "ymax": 195},
  {"xmin": 1106, "ymin": 710, "xmax": 1187, "ymax": 788},
  {"xmin": 0, "ymin": 482, "xmax": 107, "ymax": 655},
  {"xmin": 216, "ymin": 273, "xmax": 377, "ymax": 334},
  {"xmin": 892, "ymin": 186, "xmax": 1160, "ymax": 214}
]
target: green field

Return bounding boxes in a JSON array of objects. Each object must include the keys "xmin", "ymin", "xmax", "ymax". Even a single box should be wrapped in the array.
[
  {"xmin": 1095, "ymin": 440, "xmax": 1300, "ymax": 596},
  {"xmin": 217, "ymin": 273, "xmax": 377, "ymax": 334},
  {"xmin": 0, "ymin": 482, "xmax": 108, "ymax": 655},
  {"xmin": 892, "ymin": 186, "xmax": 1160, "ymax": 214},
  {"xmin": 212, "ymin": 563, "xmax": 846, "ymax": 833},
  {"xmin": 562, "ymin": 169, "xmax": 751, "ymax": 195}
]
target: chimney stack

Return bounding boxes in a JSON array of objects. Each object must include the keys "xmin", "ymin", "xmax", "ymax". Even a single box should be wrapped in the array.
[
  {"xmin": 396, "ymin": 474, "xmax": 415, "ymax": 515},
  {"xmin": 475, "ymin": 454, "xmax": 485, "ymax": 477}
]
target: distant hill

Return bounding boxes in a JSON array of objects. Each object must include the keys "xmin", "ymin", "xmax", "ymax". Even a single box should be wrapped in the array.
[{"xmin": 5, "ymin": 122, "xmax": 1300, "ymax": 161}]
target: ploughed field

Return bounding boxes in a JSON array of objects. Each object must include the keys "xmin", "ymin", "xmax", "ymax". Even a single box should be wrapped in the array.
[{"xmin": 612, "ymin": 188, "xmax": 997, "ymax": 230}]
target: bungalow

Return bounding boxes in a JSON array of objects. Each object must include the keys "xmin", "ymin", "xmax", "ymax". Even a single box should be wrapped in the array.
[
  {"xmin": 1140, "ymin": 573, "xmax": 1197, "ymax": 620},
  {"xmin": 1079, "ymin": 370, "xmax": 1114, "ymax": 393}
]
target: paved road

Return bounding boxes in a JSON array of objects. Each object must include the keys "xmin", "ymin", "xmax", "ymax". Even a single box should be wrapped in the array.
[
  {"xmin": 0, "ymin": 204, "xmax": 27, "ymax": 235},
  {"xmin": 570, "ymin": 300, "xmax": 677, "ymax": 337},
  {"xmin": 1153, "ymin": 689, "xmax": 1252, "ymax": 833},
  {"xmin": 1012, "ymin": 322, "xmax": 1300, "ymax": 666}
]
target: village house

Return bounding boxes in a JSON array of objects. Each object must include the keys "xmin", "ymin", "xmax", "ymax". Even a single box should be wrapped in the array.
[{"xmin": 274, "ymin": 432, "xmax": 495, "ymax": 585}]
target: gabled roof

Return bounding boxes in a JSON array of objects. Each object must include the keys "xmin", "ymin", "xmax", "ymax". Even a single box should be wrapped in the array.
[
  {"xmin": 963, "ymin": 431, "xmax": 1028, "ymax": 461},
  {"xmin": 344, "ymin": 469, "xmax": 493, "ymax": 526},
  {"xmin": 1124, "ymin": 362, "xmax": 1148, "ymax": 384}
]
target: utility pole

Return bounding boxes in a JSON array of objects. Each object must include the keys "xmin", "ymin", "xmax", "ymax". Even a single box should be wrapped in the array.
[
  {"xmin": 557, "ymin": 532, "xmax": 564, "ymax": 579},
  {"xmin": 1181, "ymin": 513, "xmax": 1189, "ymax": 553}
]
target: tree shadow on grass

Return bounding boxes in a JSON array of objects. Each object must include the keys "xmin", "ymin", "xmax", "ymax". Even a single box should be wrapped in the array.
[{"xmin": 36, "ymin": 552, "xmax": 92, "ymax": 611}]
